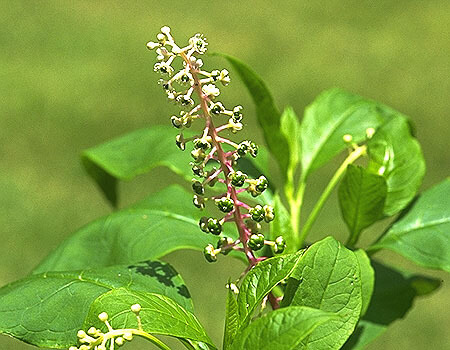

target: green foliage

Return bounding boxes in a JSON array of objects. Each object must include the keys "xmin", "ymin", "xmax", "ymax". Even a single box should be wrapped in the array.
[
  {"xmin": 82, "ymin": 126, "xmax": 192, "ymax": 206},
  {"xmin": 237, "ymin": 252, "xmax": 304, "ymax": 328},
  {"xmin": 366, "ymin": 116, "xmax": 425, "ymax": 216},
  {"xmin": 223, "ymin": 286, "xmax": 239, "ymax": 350},
  {"xmin": 280, "ymin": 106, "xmax": 301, "ymax": 177},
  {"xmin": 338, "ymin": 165, "xmax": 387, "ymax": 246},
  {"xmin": 342, "ymin": 261, "xmax": 441, "ymax": 349},
  {"xmin": 84, "ymin": 288, "xmax": 214, "ymax": 347},
  {"xmin": 369, "ymin": 178, "xmax": 450, "ymax": 271},
  {"xmin": 0, "ymin": 261, "xmax": 193, "ymax": 348},
  {"xmin": 353, "ymin": 249, "xmax": 375, "ymax": 317},
  {"xmin": 218, "ymin": 53, "xmax": 290, "ymax": 175},
  {"xmin": 282, "ymin": 237, "xmax": 363, "ymax": 350},
  {"xmin": 299, "ymin": 88, "xmax": 388, "ymax": 180},
  {"xmin": 229, "ymin": 307, "xmax": 335, "ymax": 350},
  {"xmin": 271, "ymin": 194, "xmax": 297, "ymax": 252},
  {"xmin": 34, "ymin": 185, "xmax": 220, "ymax": 273}
]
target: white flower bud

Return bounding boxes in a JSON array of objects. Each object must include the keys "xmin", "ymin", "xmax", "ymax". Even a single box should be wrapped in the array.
[
  {"xmin": 366, "ymin": 127, "xmax": 375, "ymax": 139},
  {"xmin": 160, "ymin": 26, "xmax": 171, "ymax": 35},
  {"xmin": 116, "ymin": 337, "xmax": 125, "ymax": 345},
  {"xmin": 202, "ymin": 84, "xmax": 220, "ymax": 97},
  {"xmin": 343, "ymin": 134, "xmax": 353, "ymax": 143},
  {"xmin": 123, "ymin": 331, "xmax": 133, "ymax": 341},
  {"xmin": 131, "ymin": 303, "xmax": 141, "ymax": 313},
  {"xmin": 98, "ymin": 312, "xmax": 108, "ymax": 322},
  {"xmin": 146, "ymin": 41, "xmax": 160, "ymax": 50}
]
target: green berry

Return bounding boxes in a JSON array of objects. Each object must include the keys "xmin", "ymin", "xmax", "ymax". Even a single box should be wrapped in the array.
[
  {"xmin": 263, "ymin": 205, "xmax": 275, "ymax": 222},
  {"xmin": 232, "ymin": 105, "xmax": 243, "ymax": 122},
  {"xmin": 230, "ymin": 171, "xmax": 247, "ymax": 187},
  {"xmin": 255, "ymin": 176, "xmax": 268, "ymax": 193},
  {"xmin": 248, "ymin": 233, "xmax": 265, "ymax": 251},
  {"xmin": 274, "ymin": 236, "xmax": 286, "ymax": 254},
  {"xmin": 210, "ymin": 102, "xmax": 225, "ymax": 115},
  {"xmin": 192, "ymin": 180, "xmax": 204, "ymax": 195},
  {"xmin": 199, "ymin": 217, "xmax": 209, "ymax": 233},
  {"xmin": 203, "ymin": 244, "xmax": 217, "ymax": 262},
  {"xmin": 193, "ymin": 138, "xmax": 210, "ymax": 150},
  {"xmin": 249, "ymin": 205, "xmax": 265, "ymax": 222},
  {"xmin": 237, "ymin": 141, "xmax": 250, "ymax": 156},
  {"xmin": 171, "ymin": 116, "xmax": 183, "ymax": 128},
  {"xmin": 175, "ymin": 135, "xmax": 185, "ymax": 151},
  {"xmin": 215, "ymin": 197, "xmax": 234, "ymax": 213},
  {"xmin": 207, "ymin": 218, "xmax": 222, "ymax": 235},
  {"xmin": 245, "ymin": 219, "xmax": 261, "ymax": 233},
  {"xmin": 192, "ymin": 164, "xmax": 205, "ymax": 177},
  {"xmin": 249, "ymin": 142, "xmax": 258, "ymax": 157},
  {"xmin": 193, "ymin": 195, "xmax": 205, "ymax": 209},
  {"xmin": 191, "ymin": 148, "xmax": 206, "ymax": 163}
]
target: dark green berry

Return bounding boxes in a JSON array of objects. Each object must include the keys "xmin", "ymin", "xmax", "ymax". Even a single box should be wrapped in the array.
[
  {"xmin": 215, "ymin": 197, "xmax": 234, "ymax": 213},
  {"xmin": 203, "ymin": 244, "xmax": 217, "ymax": 262},
  {"xmin": 171, "ymin": 116, "xmax": 182, "ymax": 128},
  {"xmin": 274, "ymin": 236, "xmax": 286, "ymax": 254},
  {"xmin": 192, "ymin": 180, "xmax": 204, "ymax": 195},
  {"xmin": 249, "ymin": 205, "xmax": 265, "ymax": 222},
  {"xmin": 193, "ymin": 138, "xmax": 210, "ymax": 150},
  {"xmin": 249, "ymin": 142, "xmax": 258, "ymax": 157},
  {"xmin": 199, "ymin": 217, "xmax": 209, "ymax": 233},
  {"xmin": 210, "ymin": 102, "xmax": 225, "ymax": 115},
  {"xmin": 175, "ymin": 135, "xmax": 185, "ymax": 151},
  {"xmin": 193, "ymin": 195, "xmax": 205, "ymax": 209},
  {"xmin": 191, "ymin": 148, "xmax": 206, "ymax": 163},
  {"xmin": 207, "ymin": 218, "xmax": 222, "ymax": 235},
  {"xmin": 248, "ymin": 233, "xmax": 265, "ymax": 251},
  {"xmin": 191, "ymin": 164, "xmax": 205, "ymax": 177},
  {"xmin": 237, "ymin": 141, "xmax": 250, "ymax": 156},
  {"xmin": 230, "ymin": 171, "xmax": 247, "ymax": 187},
  {"xmin": 255, "ymin": 176, "xmax": 268, "ymax": 193}
]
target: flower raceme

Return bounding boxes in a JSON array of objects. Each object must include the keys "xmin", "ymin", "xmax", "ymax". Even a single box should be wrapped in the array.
[{"xmin": 147, "ymin": 27, "xmax": 286, "ymax": 264}]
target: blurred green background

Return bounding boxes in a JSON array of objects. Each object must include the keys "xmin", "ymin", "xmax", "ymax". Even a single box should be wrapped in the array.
[{"xmin": 1, "ymin": 1, "xmax": 449, "ymax": 349}]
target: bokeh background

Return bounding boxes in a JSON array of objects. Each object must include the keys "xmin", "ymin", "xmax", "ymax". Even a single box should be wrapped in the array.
[{"xmin": 1, "ymin": 1, "xmax": 449, "ymax": 349}]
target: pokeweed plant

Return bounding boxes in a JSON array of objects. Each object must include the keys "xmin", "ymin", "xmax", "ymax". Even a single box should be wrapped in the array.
[{"xmin": 0, "ymin": 27, "xmax": 448, "ymax": 350}]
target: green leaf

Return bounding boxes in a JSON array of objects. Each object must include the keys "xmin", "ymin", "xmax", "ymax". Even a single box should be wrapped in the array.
[
  {"xmin": 230, "ymin": 306, "xmax": 335, "ymax": 350},
  {"xmin": 33, "ymin": 185, "xmax": 219, "ymax": 273},
  {"xmin": 281, "ymin": 236, "xmax": 362, "ymax": 350},
  {"xmin": 217, "ymin": 53, "xmax": 290, "ymax": 174},
  {"xmin": 342, "ymin": 261, "xmax": 441, "ymax": 350},
  {"xmin": 84, "ymin": 288, "xmax": 214, "ymax": 348},
  {"xmin": 300, "ymin": 88, "xmax": 389, "ymax": 180},
  {"xmin": 0, "ymin": 261, "xmax": 193, "ymax": 348},
  {"xmin": 223, "ymin": 285, "xmax": 239, "ymax": 350},
  {"xmin": 368, "ymin": 178, "xmax": 450, "ymax": 271},
  {"xmin": 270, "ymin": 194, "xmax": 297, "ymax": 252},
  {"xmin": 366, "ymin": 116, "xmax": 425, "ymax": 216},
  {"xmin": 338, "ymin": 165, "xmax": 387, "ymax": 246},
  {"xmin": 82, "ymin": 125, "xmax": 192, "ymax": 206},
  {"xmin": 280, "ymin": 106, "xmax": 301, "ymax": 175},
  {"xmin": 237, "ymin": 251, "xmax": 304, "ymax": 328},
  {"xmin": 353, "ymin": 249, "xmax": 374, "ymax": 317}
]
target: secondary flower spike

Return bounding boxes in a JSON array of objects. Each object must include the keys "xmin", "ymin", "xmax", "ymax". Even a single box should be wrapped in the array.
[{"xmin": 147, "ymin": 27, "xmax": 285, "ymax": 263}]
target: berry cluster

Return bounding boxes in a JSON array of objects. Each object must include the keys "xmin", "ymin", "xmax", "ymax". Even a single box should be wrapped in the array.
[{"xmin": 147, "ymin": 27, "xmax": 286, "ymax": 264}]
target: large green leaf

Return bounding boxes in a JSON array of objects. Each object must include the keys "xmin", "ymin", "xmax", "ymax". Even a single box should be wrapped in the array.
[
  {"xmin": 342, "ymin": 261, "xmax": 441, "ymax": 349},
  {"xmin": 82, "ymin": 125, "xmax": 192, "ymax": 206},
  {"xmin": 83, "ymin": 288, "xmax": 214, "ymax": 348},
  {"xmin": 230, "ymin": 307, "xmax": 335, "ymax": 350},
  {"xmin": 237, "ymin": 251, "xmax": 304, "ymax": 328},
  {"xmin": 270, "ymin": 194, "xmax": 297, "ymax": 252},
  {"xmin": 366, "ymin": 116, "xmax": 425, "ymax": 216},
  {"xmin": 369, "ymin": 178, "xmax": 450, "ymax": 271},
  {"xmin": 354, "ymin": 249, "xmax": 374, "ymax": 317},
  {"xmin": 338, "ymin": 165, "xmax": 387, "ymax": 246},
  {"xmin": 280, "ymin": 106, "xmax": 301, "ymax": 176},
  {"xmin": 223, "ymin": 285, "xmax": 239, "ymax": 350},
  {"xmin": 300, "ymin": 89, "xmax": 389, "ymax": 180},
  {"xmin": 33, "ymin": 185, "xmax": 219, "ymax": 273},
  {"xmin": 218, "ymin": 53, "xmax": 290, "ymax": 174},
  {"xmin": 0, "ymin": 262, "xmax": 192, "ymax": 348},
  {"xmin": 281, "ymin": 236, "xmax": 362, "ymax": 350}
]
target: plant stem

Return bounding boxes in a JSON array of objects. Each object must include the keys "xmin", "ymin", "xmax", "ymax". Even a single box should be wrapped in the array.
[{"xmin": 297, "ymin": 145, "xmax": 366, "ymax": 247}]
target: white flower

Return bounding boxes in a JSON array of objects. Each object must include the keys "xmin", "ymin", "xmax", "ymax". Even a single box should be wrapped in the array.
[
  {"xmin": 153, "ymin": 62, "xmax": 174, "ymax": 76},
  {"xmin": 189, "ymin": 33, "xmax": 208, "ymax": 54},
  {"xmin": 202, "ymin": 84, "xmax": 220, "ymax": 97},
  {"xmin": 160, "ymin": 26, "xmax": 171, "ymax": 35}
]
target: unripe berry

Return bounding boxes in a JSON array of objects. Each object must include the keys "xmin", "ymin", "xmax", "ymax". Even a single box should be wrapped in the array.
[
  {"xmin": 207, "ymin": 218, "xmax": 222, "ymax": 235},
  {"xmin": 274, "ymin": 236, "xmax": 286, "ymax": 254},
  {"xmin": 255, "ymin": 175, "xmax": 268, "ymax": 193},
  {"xmin": 192, "ymin": 180, "xmax": 205, "ymax": 195},
  {"xmin": 199, "ymin": 216, "xmax": 209, "ymax": 233},
  {"xmin": 248, "ymin": 233, "xmax": 265, "ymax": 251},
  {"xmin": 215, "ymin": 197, "xmax": 234, "ymax": 213},
  {"xmin": 217, "ymin": 236, "xmax": 234, "ymax": 255},
  {"xmin": 249, "ymin": 205, "xmax": 265, "ymax": 222},
  {"xmin": 193, "ymin": 195, "xmax": 205, "ymax": 209},
  {"xmin": 193, "ymin": 137, "xmax": 211, "ymax": 150},
  {"xmin": 203, "ymin": 244, "xmax": 217, "ymax": 262},
  {"xmin": 230, "ymin": 171, "xmax": 247, "ymax": 187}
]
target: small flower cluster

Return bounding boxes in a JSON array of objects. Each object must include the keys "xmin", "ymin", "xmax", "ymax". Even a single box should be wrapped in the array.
[
  {"xmin": 69, "ymin": 304, "xmax": 142, "ymax": 350},
  {"xmin": 147, "ymin": 27, "xmax": 286, "ymax": 265}
]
